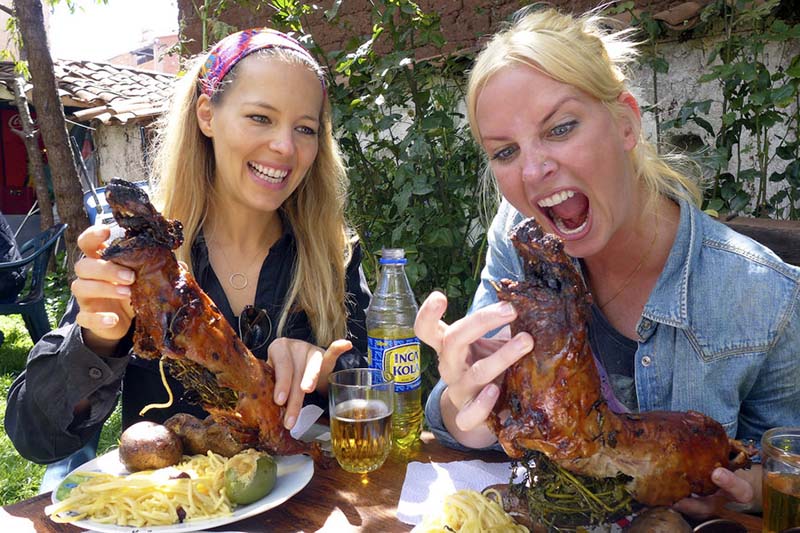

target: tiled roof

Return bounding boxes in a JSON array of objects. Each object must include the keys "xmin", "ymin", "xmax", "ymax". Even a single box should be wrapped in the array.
[{"xmin": 0, "ymin": 59, "xmax": 175, "ymax": 125}]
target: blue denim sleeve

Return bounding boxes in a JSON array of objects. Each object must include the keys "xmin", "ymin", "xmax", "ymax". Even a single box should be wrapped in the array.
[
  {"xmin": 424, "ymin": 200, "xmax": 522, "ymax": 451},
  {"xmin": 738, "ymin": 287, "xmax": 800, "ymax": 443},
  {"xmin": 468, "ymin": 200, "xmax": 525, "ymax": 316}
]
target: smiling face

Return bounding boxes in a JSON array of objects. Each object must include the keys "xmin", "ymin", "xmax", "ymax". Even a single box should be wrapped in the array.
[
  {"xmin": 475, "ymin": 65, "xmax": 643, "ymax": 259},
  {"xmin": 196, "ymin": 54, "xmax": 323, "ymax": 217}
]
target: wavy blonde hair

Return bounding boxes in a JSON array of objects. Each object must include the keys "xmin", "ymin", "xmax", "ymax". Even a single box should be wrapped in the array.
[
  {"xmin": 148, "ymin": 48, "xmax": 352, "ymax": 346},
  {"xmin": 466, "ymin": 7, "xmax": 702, "ymax": 208}
]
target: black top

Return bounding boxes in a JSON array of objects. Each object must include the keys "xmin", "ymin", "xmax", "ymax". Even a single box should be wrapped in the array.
[
  {"xmin": 588, "ymin": 304, "xmax": 638, "ymax": 411},
  {"xmin": 4, "ymin": 224, "xmax": 371, "ymax": 463}
]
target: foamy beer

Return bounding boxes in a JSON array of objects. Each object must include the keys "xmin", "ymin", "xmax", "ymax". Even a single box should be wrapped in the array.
[{"xmin": 328, "ymin": 368, "xmax": 394, "ymax": 473}]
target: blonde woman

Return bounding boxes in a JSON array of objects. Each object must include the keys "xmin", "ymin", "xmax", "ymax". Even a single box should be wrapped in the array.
[
  {"xmin": 7, "ymin": 29, "xmax": 370, "ymax": 485},
  {"xmin": 415, "ymin": 8, "xmax": 800, "ymax": 517}
]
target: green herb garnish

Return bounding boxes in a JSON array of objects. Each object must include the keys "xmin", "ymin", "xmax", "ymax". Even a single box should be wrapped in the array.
[{"xmin": 511, "ymin": 451, "xmax": 634, "ymax": 532}]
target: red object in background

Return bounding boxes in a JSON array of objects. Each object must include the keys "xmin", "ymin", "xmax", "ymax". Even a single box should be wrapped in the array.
[{"xmin": 0, "ymin": 109, "xmax": 38, "ymax": 215}]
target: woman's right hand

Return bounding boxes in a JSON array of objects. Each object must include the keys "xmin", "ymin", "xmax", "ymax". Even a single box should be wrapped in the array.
[
  {"xmin": 72, "ymin": 225, "xmax": 135, "ymax": 354},
  {"xmin": 414, "ymin": 291, "xmax": 534, "ymax": 448}
]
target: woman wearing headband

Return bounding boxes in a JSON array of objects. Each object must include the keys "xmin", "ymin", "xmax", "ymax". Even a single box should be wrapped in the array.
[
  {"xmin": 415, "ymin": 8, "xmax": 800, "ymax": 517},
  {"xmin": 6, "ymin": 29, "xmax": 371, "ymax": 484}
]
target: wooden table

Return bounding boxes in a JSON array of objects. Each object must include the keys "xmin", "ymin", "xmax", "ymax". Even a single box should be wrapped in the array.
[{"xmin": 0, "ymin": 431, "xmax": 762, "ymax": 532}]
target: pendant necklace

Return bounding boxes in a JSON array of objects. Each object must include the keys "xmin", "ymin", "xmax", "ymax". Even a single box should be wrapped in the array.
[
  {"xmin": 213, "ymin": 241, "xmax": 265, "ymax": 291},
  {"xmin": 598, "ymin": 221, "xmax": 659, "ymax": 310}
]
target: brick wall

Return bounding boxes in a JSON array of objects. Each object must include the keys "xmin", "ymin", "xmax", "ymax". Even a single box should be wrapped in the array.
[{"xmin": 177, "ymin": 0, "xmax": 686, "ymax": 57}]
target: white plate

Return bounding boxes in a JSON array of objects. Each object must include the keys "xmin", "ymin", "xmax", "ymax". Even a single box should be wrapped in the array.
[{"xmin": 50, "ymin": 448, "xmax": 314, "ymax": 533}]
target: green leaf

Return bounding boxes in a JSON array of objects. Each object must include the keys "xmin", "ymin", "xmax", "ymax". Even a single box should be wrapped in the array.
[
  {"xmin": 786, "ymin": 56, "xmax": 800, "ymax": 78},
  {"xmin": 721, "ymin": 181, "xmax": 738, "ymax": 201},
  {"xmin": 424, "ymin": 228, "xmax": 454, "ymax": 247},
  {"xmin": 730, "ymin": 190, "xmax": 751, "ymax": 213},
  {"xmin": 776, "ymin": 144, "xmax": 797, "ymax": 160},
  {"xmin": 693, "ymin": 117, "xmax": 715, "ymax": 136},
  {"xmin": 769, "ymin": 171, "xmax": 785, "ymax": 182},
  {"xmin": 706, "ymin": 198, "xmax": 725, "ymax": 212},
  {"xmin": 651, "ymin": 57, "xmax": 669, "ymax": 74},
  {"xmin": 771, "ymin": 84, "xmax": 796, "ymax": 107},
  {"xmin": 411, "ymin": 178, "xmax": 434, "ymax": 195},
  {"xmin": 722, "ymin": 112, "xmax": 737, "ymax": 127}
]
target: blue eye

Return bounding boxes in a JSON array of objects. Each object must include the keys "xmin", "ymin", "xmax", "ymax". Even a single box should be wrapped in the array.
[
  {"xmin": 551, "ymin": 120, "xmax": 577, "ymax": 137},
  {"xmin": 297, "ymin": 125, "xmax": 318, "ymax": 136},
  {"xmin": 491, "ymin": 146, "xmax": 517, "ymax": 161},
  {"xmin": 249, "ymin": 114, "xmax": 270, "ymax": 124}
]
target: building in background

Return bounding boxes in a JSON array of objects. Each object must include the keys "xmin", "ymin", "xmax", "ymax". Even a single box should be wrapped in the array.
[
  {"xmin": 0, "ymin": 1, "xmax": 175, "ymax": 241},
  {"xmin": 106, "ymin": 32, "xmax": 179, "ymax": 74}
]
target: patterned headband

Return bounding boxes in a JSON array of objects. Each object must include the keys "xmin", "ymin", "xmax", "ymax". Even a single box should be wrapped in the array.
[{"xmin": 198, "ymin": 28, "xmax": 325, "ymax": 97}]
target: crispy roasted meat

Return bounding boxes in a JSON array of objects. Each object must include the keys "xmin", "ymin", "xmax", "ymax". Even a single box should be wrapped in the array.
[
  {"xmin": 102, "ymin": 178, "xmax": 321, "ymax": 460},
  {"xmin": 489, "ymin": 217, "xmax": 752, "ymax": 506}
]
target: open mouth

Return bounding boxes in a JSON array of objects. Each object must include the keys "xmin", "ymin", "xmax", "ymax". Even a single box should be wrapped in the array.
[
  {"xmin": 537, "ymin": 189, "xmax": 590, "ymax": 237},
  {"xmin": 248, "ymin": 162, "xmax": 289, "ymax": 184}
]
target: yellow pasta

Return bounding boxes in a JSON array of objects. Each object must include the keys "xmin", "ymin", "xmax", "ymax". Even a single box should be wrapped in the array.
[
  {"xmin": 414, "ymin": 489, "xmax": 529, "ymax": 533},
  {"xmin": 45, "ymin": 450, "xmax": 255, "ymax": 527},
  {"xmin": 138, "ymin": 357, "xmax": 174, "ymax": 416}
]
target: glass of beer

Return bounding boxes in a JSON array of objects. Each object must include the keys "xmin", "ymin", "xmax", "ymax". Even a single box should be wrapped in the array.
[
  {"xmin": 328, "ymin": 368, "xmax": 394, "ymax": 474},
  {"xmin": 762, "ymin": 427, "xmax": 800, "ymax": 533}
]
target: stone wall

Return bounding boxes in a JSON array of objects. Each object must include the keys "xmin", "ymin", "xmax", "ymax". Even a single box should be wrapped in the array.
[
  {"xmin": 93, "ymin": 123, "xmax": 148, "ymax": 185},
  {"xmin": 177, "ymin": 0, "xmax": 685, "ymax": 57}
]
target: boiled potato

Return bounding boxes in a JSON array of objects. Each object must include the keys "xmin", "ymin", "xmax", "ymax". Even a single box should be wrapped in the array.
[
  {"xmin": 118, "ymin": 421, "xmax": 183, "ymax": 472},
  {"xmin": 627, "ymin": 507, "xmax": 692, "ymax": 532}
]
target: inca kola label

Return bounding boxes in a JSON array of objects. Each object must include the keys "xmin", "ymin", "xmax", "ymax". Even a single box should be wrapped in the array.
[{"xmin": 377, "ymin": 338, "xmax": 420, "ymax": 393}]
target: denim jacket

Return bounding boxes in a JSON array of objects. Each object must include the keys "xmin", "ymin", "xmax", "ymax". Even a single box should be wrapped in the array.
[{"xmin": 426, "ymin": 197, "xmax": 800, "ymax": 451}]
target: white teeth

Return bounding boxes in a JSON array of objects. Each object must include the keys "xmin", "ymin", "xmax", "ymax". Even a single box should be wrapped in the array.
[
  {"xmin": 553, "ymin": 215, "xmax": 588, "ymax": 235},
  {"xmin": 538, "ymin": 190, "xmax": 575, "ymax": 208},
  {"xmin": 249, "ymin": 162, "xmax": 289, "ymax": 182}
]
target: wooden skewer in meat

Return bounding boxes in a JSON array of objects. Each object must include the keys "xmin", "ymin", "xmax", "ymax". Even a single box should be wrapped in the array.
[
  {"xmin": 489, "ymin": 217, "xmax": 752, "ymax": 506},
  {"xmin": 102, "ymin": 178, "xmax": 321, "ymax": 461}
]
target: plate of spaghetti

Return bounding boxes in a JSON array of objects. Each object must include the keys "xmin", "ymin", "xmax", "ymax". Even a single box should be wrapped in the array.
[{"xmin": 45, "ymin": 448, "xmax": 313, "ymax": 533}]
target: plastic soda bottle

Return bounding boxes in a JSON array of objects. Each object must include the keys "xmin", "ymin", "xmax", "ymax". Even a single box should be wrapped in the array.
[{"xmin": 366, "ymin": 248, "xmax": 422, "ymax": 457}]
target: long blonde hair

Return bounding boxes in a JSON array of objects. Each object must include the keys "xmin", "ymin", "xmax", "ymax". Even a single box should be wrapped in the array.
[
  {"xmin": 466, "ymin": 7, "xmax": 702, "ymax": 208},
  {"xmin": 148, "ymin": 48, "xmax": 352, "ymax": 346}
]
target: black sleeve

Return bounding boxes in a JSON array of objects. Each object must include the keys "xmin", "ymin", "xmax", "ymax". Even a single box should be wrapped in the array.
[
  {"xmin": 335, "ymin": 240, "xmax": 371, "ymax": 371},
  {"xmin": 3, "ymin": 297, "xmax": 132, "ymax": 463}
]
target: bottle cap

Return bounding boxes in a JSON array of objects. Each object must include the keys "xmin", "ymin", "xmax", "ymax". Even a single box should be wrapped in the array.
[{"xmin": 379, "ymin": 248, "xmax": 407, "ymax": 265}]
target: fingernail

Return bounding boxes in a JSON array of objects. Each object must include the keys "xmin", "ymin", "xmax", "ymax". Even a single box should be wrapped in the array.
[
  {"xmin": 499, "ymin": 302, "xmax": 515, "ymax": 317},
  {"xmin": 516, "ymin": 334, "xmax": 533, "ymax": 352},
  {"xmin": 711, "ymin": 468, "xmax": 726, "ymax": 483},
  {"xmin": 116, "ymin": 286, "xmax": 131, "ymax": 296},
  {"xmin": 486, "ymin": 384, "xmax": 498, "ymax": 398},
  {"xmin": 276, "ymin": 391, "xmax": 287, "ymax": 404},
  {"xmin": 118, "ymin": 270, "xmax": 134, "ymax": 282},
  {"xmin": 285, "ymin": 415, "xmax": 296, "ymax": 429}
]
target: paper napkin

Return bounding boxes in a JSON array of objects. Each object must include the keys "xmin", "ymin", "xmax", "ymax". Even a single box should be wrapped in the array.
[{"xmin": 396, "ymin": 459, "xmax": 520, "ymax": 525}]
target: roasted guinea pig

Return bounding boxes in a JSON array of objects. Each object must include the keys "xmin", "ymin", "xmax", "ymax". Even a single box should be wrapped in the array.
[
  {"xmin": 489, "ymin": 217, "xmax": 752, "ymax": 506},
  {"xmin": 102, "ymin": 178, "xmax": 321, "ymax": 461}
]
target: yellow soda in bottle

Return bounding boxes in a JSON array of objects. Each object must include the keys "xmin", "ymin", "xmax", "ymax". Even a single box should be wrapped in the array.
[{"xmin": 367, "ymin": 249, "xmax": 422, "ymax": 458}]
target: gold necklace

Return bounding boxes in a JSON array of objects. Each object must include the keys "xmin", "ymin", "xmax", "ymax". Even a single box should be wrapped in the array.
[{"xmin": 598, "ymin": 223, "xmax": 658, "ymax": 310}]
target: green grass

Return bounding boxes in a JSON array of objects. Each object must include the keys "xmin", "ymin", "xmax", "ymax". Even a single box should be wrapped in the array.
[{"xmin": 0, "ymin": 310, "xmax": 122, "ymax": 506}]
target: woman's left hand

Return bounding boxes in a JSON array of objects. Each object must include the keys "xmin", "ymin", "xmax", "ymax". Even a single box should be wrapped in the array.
[
  {"xmin": 672, "ymin": 465, "xmax": 759, "ymax": 519},
  {"xmin": 267, "ymin": 337, "xmax": 353, "ymax": 430}
]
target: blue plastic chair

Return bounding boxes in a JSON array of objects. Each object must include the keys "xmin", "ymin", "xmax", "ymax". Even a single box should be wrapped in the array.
[{"xmin": 0, "ymin": 223, "xmax": 67, "ymax": 343}]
